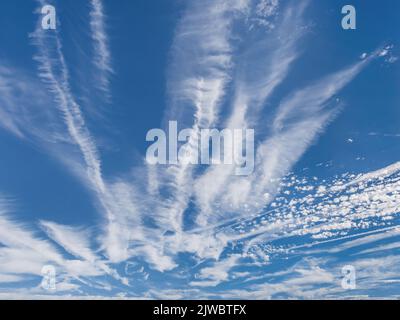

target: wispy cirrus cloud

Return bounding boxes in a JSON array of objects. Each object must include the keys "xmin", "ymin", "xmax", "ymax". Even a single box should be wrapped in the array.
[
  {"xmin": 1, "ymin": 0, "xmax": 399, "ymax": 298},
  {"xmin": 31, "ymin": 0, "xmax": 140, "ymax": 264},
  {"xmin": 153, "ymin": 0, "xmax": 249, "ymax": 235},
  {"xmin": 193, "ymin": 0, "xmax": 309, "ymax": 224},
  {"xmin": 0, "ymin": 197, "xmax": 96, "ymax": 289},
  {"xmin": 89, "ymin": 0, "xmax": 113, "ymax": 99},
  {"xmin": 135, "ymin": 0, "xmax": 396, "ymax": 274},
  {"xmin": 0, "ymin": 198, "xmax": 64, "ymax": 276},
  {"xmin": 0, "ymin": 64, "xmax": 64, "ymax": 141}
]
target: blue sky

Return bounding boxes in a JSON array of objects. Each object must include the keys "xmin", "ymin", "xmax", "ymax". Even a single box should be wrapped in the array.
[{"xmin": 0, "ymin": 0, "xmax": 400, "ymax": 299}]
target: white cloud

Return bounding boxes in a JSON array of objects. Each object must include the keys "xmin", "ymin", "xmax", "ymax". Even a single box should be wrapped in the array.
[
  {"xmin": 30, "ymin": 2, "xmax": 142, "ymax": 264},
  {"xmin": 89, "ymin": 0, "xmax": 113, "ymax": 98},
  {"xmin": 193, "ymin": 0, "xmax": 309, "ymax": 225}
]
